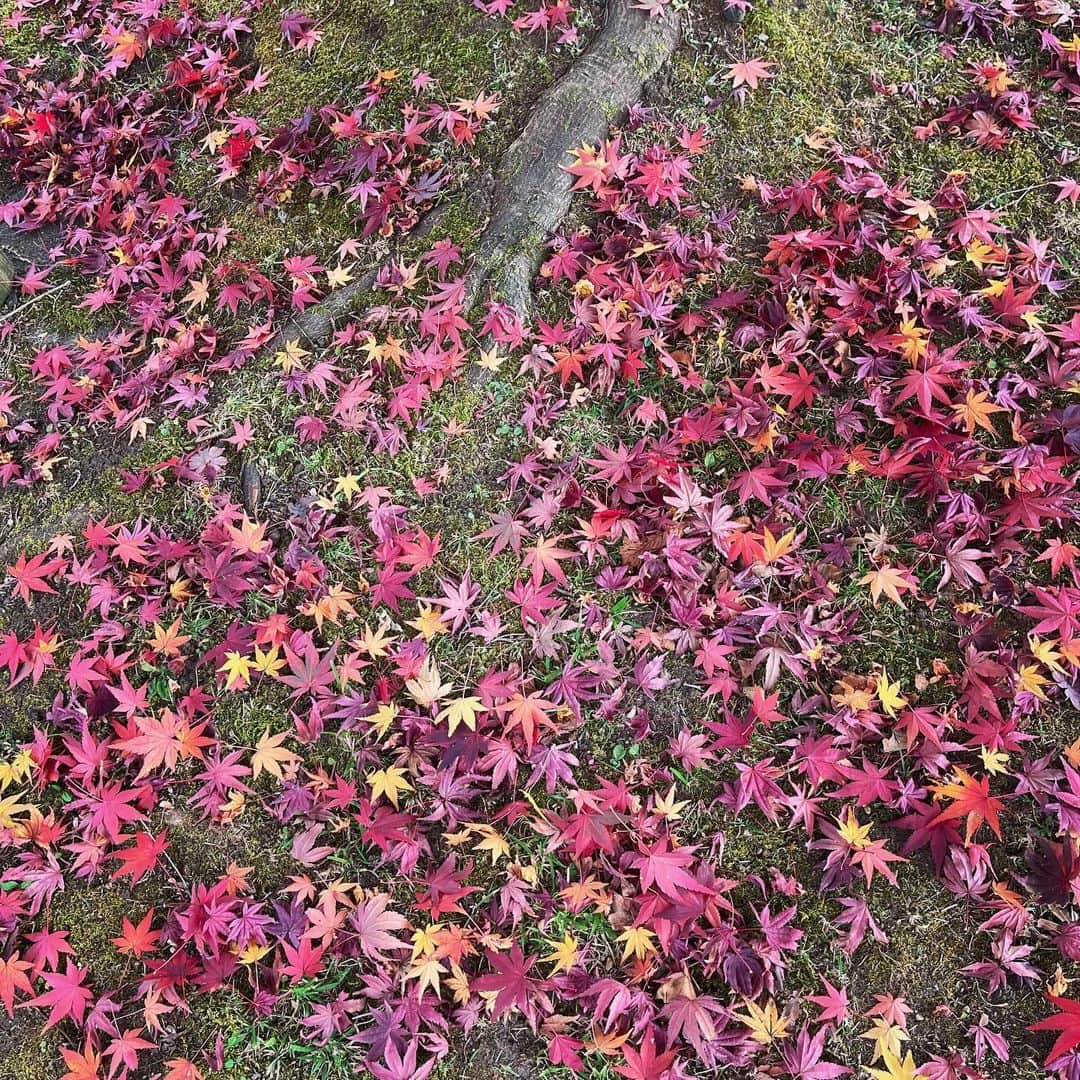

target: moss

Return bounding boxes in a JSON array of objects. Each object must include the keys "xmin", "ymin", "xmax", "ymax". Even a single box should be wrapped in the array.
[
  {"xmin": 163, "ymin": 802, "xmax": 291, "ymax": 894},
  {"xmin": 0, "ymin": 1011, "xmax": 62, "ymax": 1080},
  {"xmin": 250, "ymin": 0, "xmax": 550, "ymax": 129},
  {"xmin": 674, "ymin": 0, "xmax": 1066, "ymax": 237},
  {"xmin": 212, "ymin": 679, "xmax": 296, "ymax": 750},
  {"xmin": 50, "ymin": 882, "xmax": 137, "ymax": 989}
]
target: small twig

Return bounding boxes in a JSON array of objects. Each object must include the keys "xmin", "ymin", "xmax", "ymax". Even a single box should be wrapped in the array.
[{"xmin": 0, "ymin": 281, "xmax": 70, "ymax": 325}]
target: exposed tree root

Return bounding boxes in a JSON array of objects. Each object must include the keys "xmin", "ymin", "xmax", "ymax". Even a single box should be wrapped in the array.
[
  {"xmin": 286, "ymin": 0, "xmax": 681, "ymax": 344},
  {"xmin": 464, "ymin": 0, "xmax": 680, "ymax": 317}
]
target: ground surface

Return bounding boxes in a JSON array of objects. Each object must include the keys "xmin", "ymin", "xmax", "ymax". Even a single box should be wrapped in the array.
[{"xmin": 1, "ymin": 1, "xmax": 1079, "ymax": 1079}]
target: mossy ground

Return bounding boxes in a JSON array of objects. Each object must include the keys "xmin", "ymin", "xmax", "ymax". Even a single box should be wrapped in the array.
[{"xmin": 1, "ymin": 0, "xmax": 1074, "ymax": 1076}]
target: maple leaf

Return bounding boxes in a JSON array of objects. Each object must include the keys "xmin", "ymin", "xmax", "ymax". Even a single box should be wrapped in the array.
[
  {"xmin": 59, "ymin": 1041, "xmax": 102, "ymax": 1080},
  {"xmin": 859, "ymin": 564, "xmax": 917, "ymax": 608},
  {"xmin": 929, "ymin": 768, "xmax": 1004, "ymax": 842},
  {"xmin": 617, "ymin": 925, "xmax": 657, "ymax": 962},
  {"xmin": 406, "ymin": 658, "xmax": 452, "ymax": 707},
  {"xmin": 6, "ymin": 550, "xmax": 64, "ymax": 603},
  {"xmin": 149, "ymin": 618, "xmax": 191, "ymax": 658},
  {"xmin": 250, "ymin": 728, "xmax": 300, "ymax": 781},
  {"xmin": 1030, "ymin": 995, "xmax": 1080, "ymax": 1064},
  {"xmin": 471, "ymin": 945, "xmax": 544, "ymax": 1020},
  {"xmin": 436, "ymin": 696, "xmax": 484, "ymax": 736},
  {"xmin": 876, "ymin": 671, "xmax": 907, "ymax": 718},
  {"xmin": 110, "ymin": 830, "xmax": 170, "ymax": 884},
  {"xmin": 564, "ymin": 142, "xmax": 616, "ymax": 193},
  {"xmin": 865, "ymin": 1050, "xmax": 922, "ymax": 1080},
  {"xmin": 404, "ymin": 955, "xmax": 446, "ymax": 1000},
  {"xmin": 953, "ymin": 389, "xmax": 1004, "ymax": 436},
  {"xmin": 226, "ymin": 516, "xmax": 270, "ymax": 555},
  {"xmin": 0, "ymin": 953, "xmax": 33, "ymax": 1016},
  {"xmin": 630, "ymin": 838, "xmax": 710, "ymax": 900},
  {"xmin": 219, "ymin": 651, "xmax": 253, "ymax": 691},
  {"xmin": 542, "ymin": 933, "xmax": 579, "ymax": 974},
  {"xmin": 724, "ymin": 57, "xmax": 776, "ymax": 90},
  {"xmin": 737, "ymin": 998, "xmax": 791, "ymax": 1044},
  {"xmin": 162, "ymin": 1059, "xmax": 204, "ymax": 1080},
  {"xmin": 350, "ymin": 893, "xmax": 410, "ymax": 961},
  {"xmin": 367, "ymin": 766, "xmax": 414, "ymax": 809},
  {"xmin": 112, "ymin": 909, "xmax": 160, "ymax": 957},
  {"xmin": 281, "ymin": 938, "xmax": 325, "ymax": 981},
  {"xmin": 24, "ymin": 960, "xmax": 94, "ymax": 1029},
  {"xmin": 103, "ymin": 1028, "xmax": 154, "ymax": 1075},
  {"xmin": 500, "ymin": 690, "xmax": 557, "ymax": 749},
  {"xmin": 615, "ymin": 1027, "xmax": 678, "ymax": 1080},
  {"xmin": 808, "ymin": 976, "xmax": 851, "ymax": 1025},
  {"xmin": 70, "ymin": 782, "xmax": 145, "ymax": 842},
  {"xmin": 369, "ymin": 1040, "xmax": 436, "ymax": 1080},
  {"xmin": 114, "ymin": 712, "xmax": 213, "ymax": 777},
  {"xmin": 523, "ymin": 535, "xmax": 575, "ymax": 585}
]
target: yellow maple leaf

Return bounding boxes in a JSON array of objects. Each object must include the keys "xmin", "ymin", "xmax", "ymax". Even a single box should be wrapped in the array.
[
  {"xmin": 218, "ymin": 651, "xmax": 253, "ymax": 691},
  {"xmin": 865, "ymin": 1050, "xmax": 921, "ymax": 1080},
  {"xmin": 0, "ymin": 792, "xmax": 34, "ymax": 829},
  {"xmin": 1029, "ymin": 635, "xmax": 1064, "ymax": 673},
  {"xmin": 332, "ymin": 474, "xmax": 361, "ymax": 502},
  {"xmin": 1017, "ymin": 662, "xmax": 1048, "ymax": 700},
  {"xmin": 876, "ymin": 670, "xmax": 907, "ymax": 718},
  {"xmin": 760, "ymin": 525, "xmax": 798, "ymax": 564},
  {"xmin": 979, "ymin": 745, "xmax": 1010, "ymax": 775},
  {"xmin": 617, "ymin": 925, "xmax": 657, "ymax": 962},
  {"xmin": 896, "ymin": 319, "xmax": 929, "ymax": 363},
  {"xmin": 837, "ymin": 807, "xmax": 873, "ymax": 850},
  {"xmin": 861, "ymin": 1018, "xmax": 908, "ymax": 1062},
  {"xmin": 436, "ymin": 696, "xmax": 484, "ymax": 736},
  {"xmin": 403, "ymin": 956, "xmax": 445, "ymax": 1000},
  {"xmin": 411, "ymin": 923, "xmax": 443, "ymax": 959},
  {"xmin": 653, "ymin": 784, "xmax": 689, "ymax": 821},
  {"xmin": 237, "ymin": 941, "xmax": 271, "ymax": 965},
  {"xmin": 366, "ymin": 767, "xmax": 414, "ymax": 809},
  {"xmin": 543, "ymin": 934, "xmax": 579, "ymax": 974},
  {"xmin": 407, "ymin": 603, "xmax": 450, "ymax": 641},
  {"xmin": 368, "ymin": 702, "xmax": 398, "ymax": 740},
  {"xmin": 475, "ymin": 346, "xmax": 505, "ymax": 372},
  {"xmin": 354, "ymin": 623, "xmax": 396, "ymax": 658},
  {"xmin": 470, "ymin": 825, "xmax": 510, "ymax": 863},
  {"xmin": 252, "ymin": 644, "xmax": 286, "ymax": 678},
  {"xmin": 326, "ymin": 264, "xmax": 354, "ymax": 289},
  {"xmin": 736, "ymin": 998, "xmax": 791, "ymax": 1044}
]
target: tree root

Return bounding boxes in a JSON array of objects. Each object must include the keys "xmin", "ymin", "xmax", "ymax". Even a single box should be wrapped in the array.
[
  {"xmin": 464, "ymin": 0, "xmax": 681, "ymax": 318},
  {"xmin": 282, "ymin": 0, "xmax": 680, "ymax": 345}
]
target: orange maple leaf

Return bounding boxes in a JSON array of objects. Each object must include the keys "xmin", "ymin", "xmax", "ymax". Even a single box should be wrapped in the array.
[
  {"xmin": 952, "ymin": 389, "xmax": 1004, "ymax": 436},
  {"xmin": 929, "ymin": 767, "xmax": 1004, "ymax": 842}
]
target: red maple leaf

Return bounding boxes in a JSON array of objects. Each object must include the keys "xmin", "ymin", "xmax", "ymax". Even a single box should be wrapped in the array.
[
  {"xmin": 630, "ymin": 838, "xmax": 711, "ymax": 900},
  {"xmin": 0, "ymin": 953, "xmax": 34, "ymax": 1016},
  {"xmin": 280, "ymin": 938, "xmax": 325, "ymax": 981},
  {"xmin": 615, "ymin": 1027, "xmax": 678, "ymax": 1080},
  {"xmin": 6, "ymin": 550, "xmax": 64, "ymax": 603},
  {"xmin": 471, "ymin": 945, "xmax": 546, "ymax": 1021},
  {"xmin": 110, "ymin": 831, "xmax": 170, "ymax": 884},
  {"xmin": 24, "ymin": 961, "xmax": 94, "ymax": 1029},
  {"xmin": 111, "ymin": 909, "xmax": 161, "ymax": 957},
  {"xmin": 1030, "ymin": 994, "xmax": 1080, "ymax": 1064},
  {"xmin": 929, "ymin": 768, "xmax": 1004, "ymax": 842}
]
